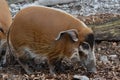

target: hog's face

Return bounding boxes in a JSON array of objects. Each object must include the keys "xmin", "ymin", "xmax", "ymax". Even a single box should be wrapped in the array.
[
  {"xmin": 79, "ymin": 33, "xmax": 96, "ymax": 73},
  {"xmin": 55, "ymin": 29, "xmax": 96, "ymax": 73}
]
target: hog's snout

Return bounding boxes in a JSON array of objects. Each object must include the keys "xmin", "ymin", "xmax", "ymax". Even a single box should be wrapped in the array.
[{"xmin": 85, "ymin": 60, "xmax": 96, "ymax": 73}]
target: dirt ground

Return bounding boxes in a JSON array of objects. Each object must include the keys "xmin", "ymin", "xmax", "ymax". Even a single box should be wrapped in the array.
[{"xmin": 0, "ymin": 41, "xmax": 119, "ymax": 80}]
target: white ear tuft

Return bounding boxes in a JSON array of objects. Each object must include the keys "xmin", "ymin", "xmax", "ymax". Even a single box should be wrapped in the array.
[{"xmin": 55, "ymin": 29, "xmax": 78, "ymax": 42}]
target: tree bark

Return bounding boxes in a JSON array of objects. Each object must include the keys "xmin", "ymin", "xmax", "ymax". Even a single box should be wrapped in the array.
[{"xmin": 90, "ymin": 19, "xmax": 120, "ymax": 41}]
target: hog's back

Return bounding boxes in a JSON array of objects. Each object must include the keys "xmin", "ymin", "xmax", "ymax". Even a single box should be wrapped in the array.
[{"xmin": 9, "ymin": 6, "xmax": 80, "ymax": 54}]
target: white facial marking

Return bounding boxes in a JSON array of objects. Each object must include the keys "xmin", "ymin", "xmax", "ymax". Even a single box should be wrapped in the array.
[
  {"xmin": 70, "ymin": 48, "xmax": 80, "ymax": 61},
  {"xmin": 91, "ymin": 47, "xmax": 96, "ymax": 65},
  {"xmin": 79, "ymin": 42, "xmax": 95, "ymax": 61},
  {"xmin": 79, "ymin": 46, "xmax": 89, "ymax": 55}
]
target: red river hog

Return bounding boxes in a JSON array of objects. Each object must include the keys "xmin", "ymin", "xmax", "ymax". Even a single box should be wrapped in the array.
[{"xmin": 8, "ymin": 6, "xmax": 96, "ymax": 75}]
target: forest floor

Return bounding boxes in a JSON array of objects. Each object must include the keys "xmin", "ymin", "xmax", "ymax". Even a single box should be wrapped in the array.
[
  {"xmin": 0, "ymin": 41, "xmax": 119, "ymax": 80},
  {"xmin": 0, "ymin": 1, "xmax": 119, "ymax": 80}
]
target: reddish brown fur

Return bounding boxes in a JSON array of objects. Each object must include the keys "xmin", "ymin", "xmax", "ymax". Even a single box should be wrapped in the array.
[
  {"xmin": 0, "ymin": 0, "xmax": 12, "ymax": 39},
  {"xmin": 9, "ymin": 6, "xmax": 93, "ymax": 73}
]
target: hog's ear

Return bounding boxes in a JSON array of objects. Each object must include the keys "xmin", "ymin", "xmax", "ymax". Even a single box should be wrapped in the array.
[{"xmin": 55, "ymin": 29, "xmax": 78, "ymax": 42}]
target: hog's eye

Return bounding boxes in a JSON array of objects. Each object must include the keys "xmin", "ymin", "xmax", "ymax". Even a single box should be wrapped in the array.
[
  {"xmin": 0, "ymin": 28, "xmax": 4, "ymax": 33},
  {"xmin": 81, "ymin": 42, "xmax": 89, "ymax": 49}
]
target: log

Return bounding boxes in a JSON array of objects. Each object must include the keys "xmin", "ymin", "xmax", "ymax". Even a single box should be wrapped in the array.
[
  {"xmin": 77, "ymin": 13, "xmax": 120, "ymax": 41},
  {"xmin": 91, "ymin": 20, "xmax": 120, "ymax": 41}
]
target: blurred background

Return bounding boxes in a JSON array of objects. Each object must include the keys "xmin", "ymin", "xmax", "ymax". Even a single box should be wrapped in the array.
[
  {"xmin": 6, "ymin": 0, "xmax": 120, "ymax": 41},
  {"xmin": 7, "ymin": 0, "xmax": 120, "ymax": 16}
]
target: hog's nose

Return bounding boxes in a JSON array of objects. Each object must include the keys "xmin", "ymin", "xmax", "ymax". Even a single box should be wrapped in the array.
[{"xmin": 86, "ymin": 60, "xmax": 97, "ymax": 73}]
